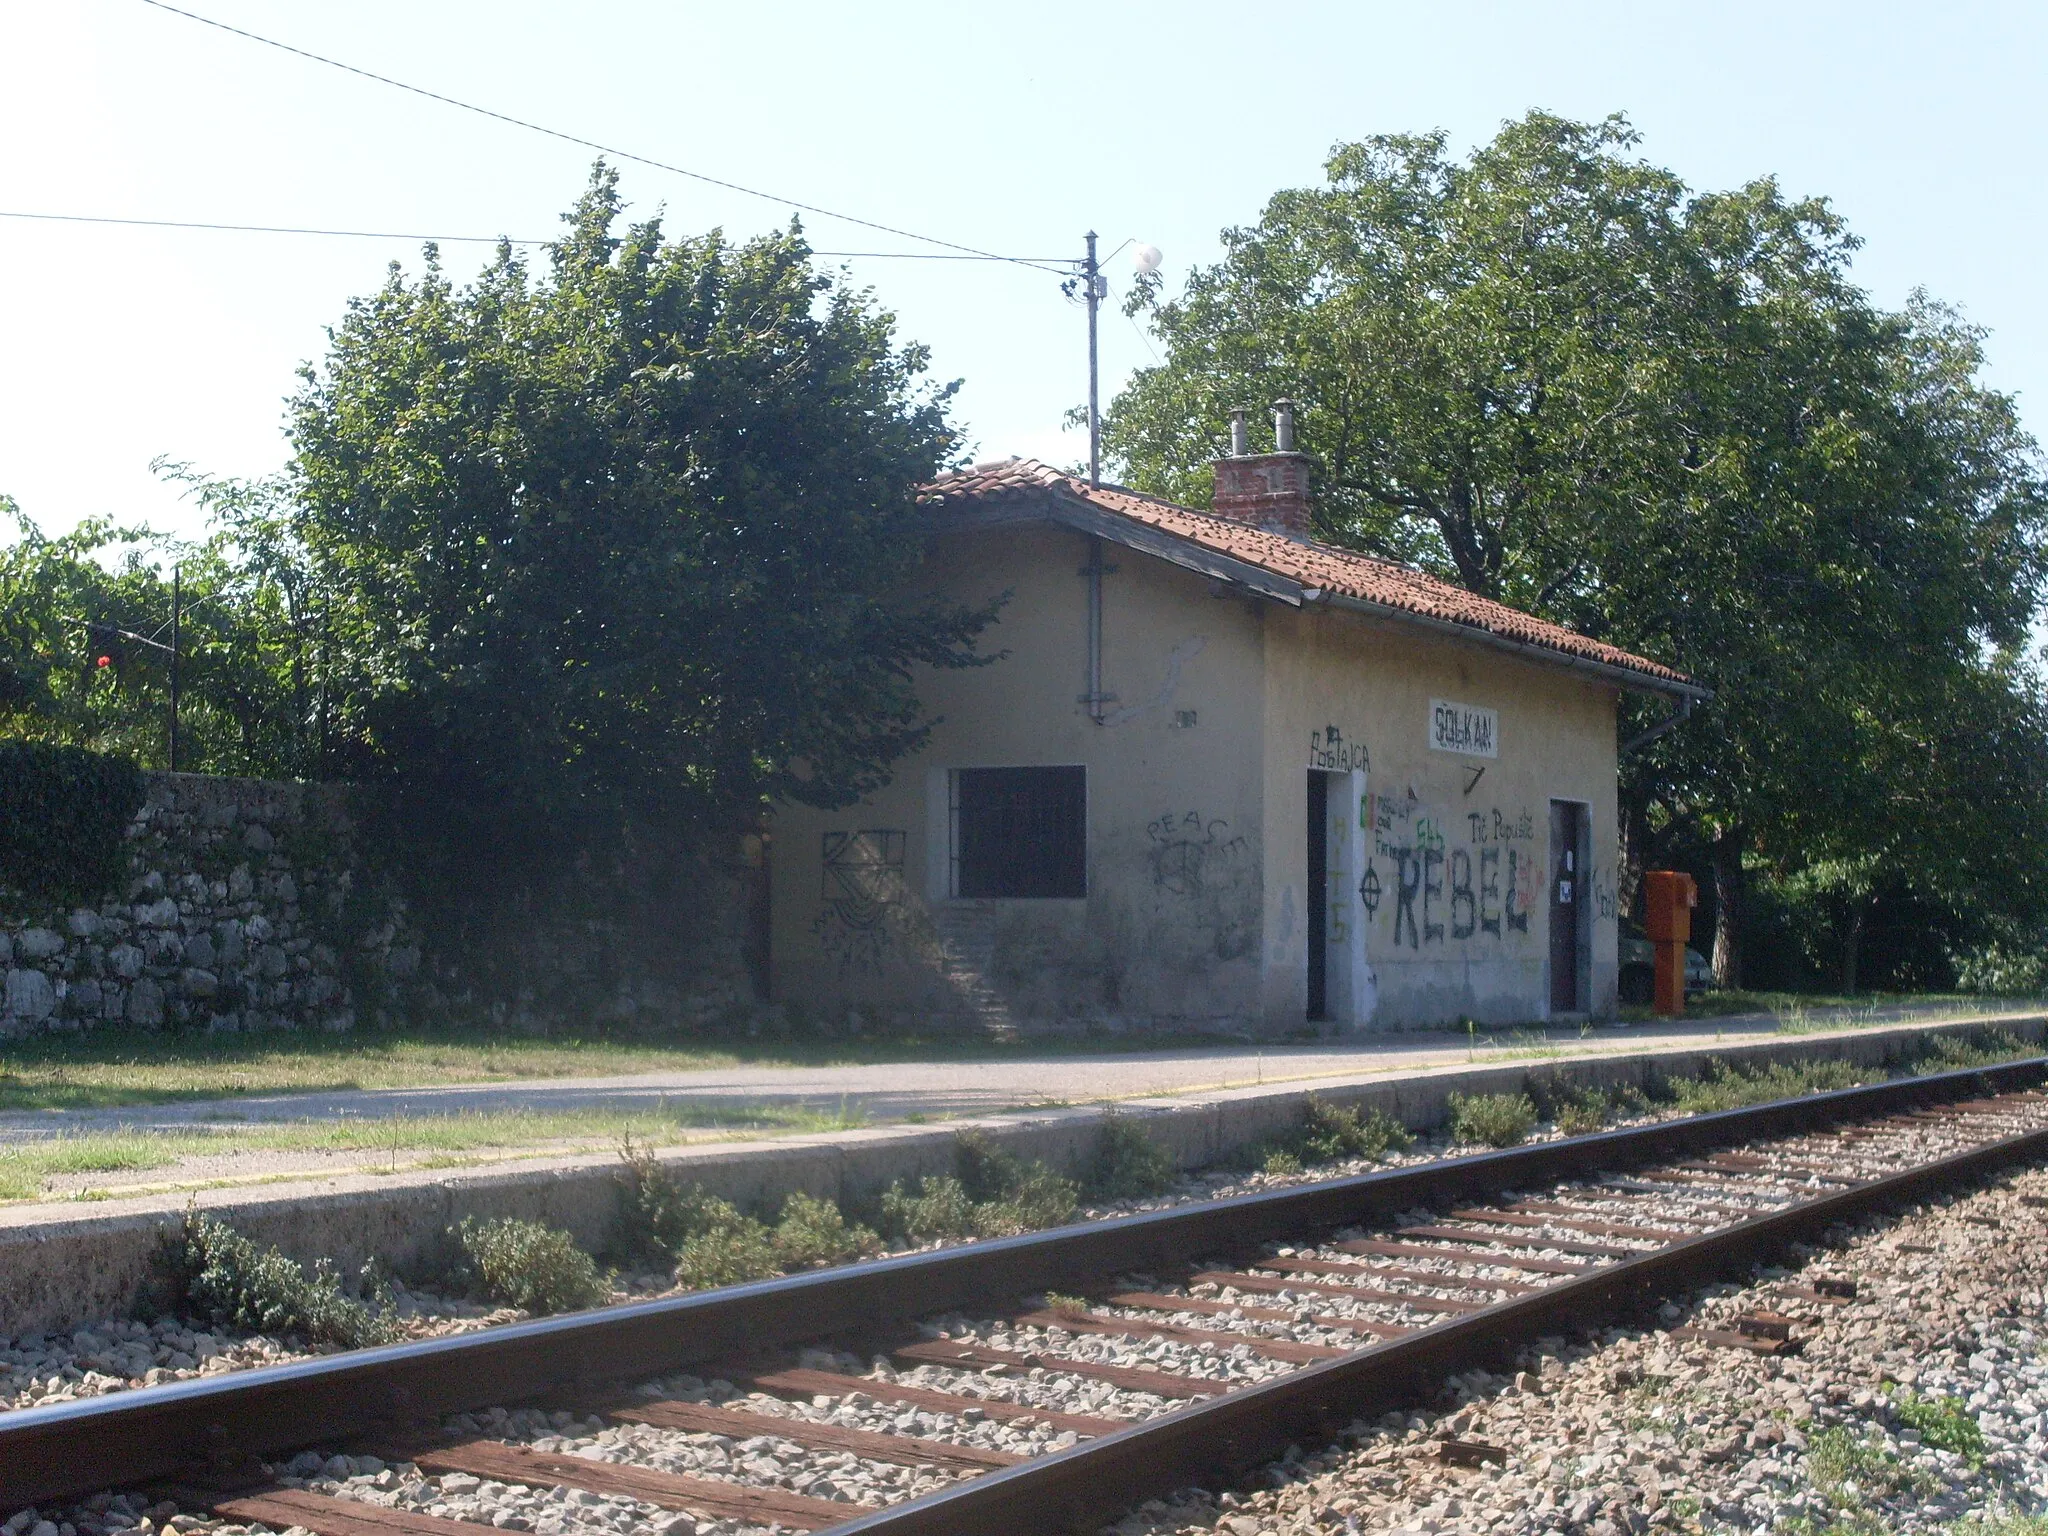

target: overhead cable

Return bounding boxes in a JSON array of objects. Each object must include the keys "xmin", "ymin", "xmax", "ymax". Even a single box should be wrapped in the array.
[
  {"xmin": 132, "ymin": 0, "xmax": 1074, "ymax": 275},
  {"xmin": 0, "ymin": 207, "xmax": 1068, "ymax": 261}
]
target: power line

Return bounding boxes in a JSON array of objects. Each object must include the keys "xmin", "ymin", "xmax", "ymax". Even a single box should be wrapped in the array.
[
  {"xmin": 0, "ymin": 207, "xmax": 1070, "ymax": 261},
  {"xmin": 132, "ymin": 0, "xmax": 1076, "ymax": 276}
]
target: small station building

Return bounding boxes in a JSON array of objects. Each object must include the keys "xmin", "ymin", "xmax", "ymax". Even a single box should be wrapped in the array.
[{"xmin": 767, "ymin": 412, "xmax": 1700, "ymax": 1033}]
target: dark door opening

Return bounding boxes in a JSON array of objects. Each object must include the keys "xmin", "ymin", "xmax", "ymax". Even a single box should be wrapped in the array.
[
  {"xmin": 741, "ymin": 830, "xmax": 772, "ymax": 1001},
  {"xmin": 1549, "ymin": 800, "xmax": 1584, "ymax": 1012},
  {"xmin": 1307, "ymin": 770, "xmax": 1329, "ymax": 1020}
]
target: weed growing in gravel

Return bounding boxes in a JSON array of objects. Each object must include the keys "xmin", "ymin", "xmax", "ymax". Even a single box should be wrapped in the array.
[
  {"xmin": 1805, "ymin": 1424, "xmax": 1935, "ymax": 1508},
  {"xmin": 1448, "ymin": 1092, "xmax": 1538, "ymax": 1147},
  {"xmin": 455, "ymin": 1216, "xmax": 611, "ymax": 1314},
  {"xmin": 613, "ymin": 1134, "xmax": 697, "ymax": 1262},
  {"xmin": 1084, "ymin": 1112, "xmax": 1177, "ymax": 1200},
  {"xmin": 1892, "ymin": 1388, "xmax": 1986, "ymax": 1465},
  {"xmin": 955, "ymin": 1130, "xmax": 1082, "ymax": 1231},
  {"xmin": 1918, "ymin": 1029, "xmax": 2029, "ymax": 1072},
  {"xmin": 1243, "ymin": 1094, "xmax": 1412, "ymax": 1173},
  {"xmin": 1548, "ymin": 1084, "xmax": 1613, "ymax": 1136},
  {"xmin": 878, "ymin": 1132, "xmax": 1080, "ymax": 1242},
  {"xmin": 879, "ymin": 1174, "xmax": 982, "ymax": 1241},
  {"xmin": 670, "ymin": 1201, "xmax": 783, "ymax": 1290},
  {"xmin": 1662, "ymin": 1058, "xmax": 1868, "ymax": 1115},
  {"xmin": 1300, "ymin": 1096, "xmax": 1413, "ymax": 1161},
  {"xmin": 1951, "ymin": 1517, "xmax": 2048, "ymax": 1536},
  {"xmin": 772, "ymin": 1192, "xmax": 884, "ymax": 1269},
  {"xmin": 143, "ymin": 1209, "xmax": 397, "ymax": 1349}
]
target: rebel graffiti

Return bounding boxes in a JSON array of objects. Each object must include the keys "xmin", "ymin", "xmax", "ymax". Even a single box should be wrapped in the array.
[{"xmin": 1366, "ymin": 791, "xmax": 1537, "ymax": 952}]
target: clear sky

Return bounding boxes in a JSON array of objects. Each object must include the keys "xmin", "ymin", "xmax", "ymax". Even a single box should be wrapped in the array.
[{"xmin": 2, "ymin": 1, "xmax": 2044, "ymax": 543}]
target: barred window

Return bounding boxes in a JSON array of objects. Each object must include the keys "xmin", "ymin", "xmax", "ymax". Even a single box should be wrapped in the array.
[{"xmin": 953, "ymin": 767, "xmax": 1086, "ymax": 898}]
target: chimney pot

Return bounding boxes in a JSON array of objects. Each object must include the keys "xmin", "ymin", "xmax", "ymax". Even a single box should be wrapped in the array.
[{"xmin": 1210, "ymin": 401, "xmax": 1312, "ymax": 538}]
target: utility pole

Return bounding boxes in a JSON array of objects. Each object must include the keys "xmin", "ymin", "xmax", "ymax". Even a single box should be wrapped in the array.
[
  {"xmin": 1084, "ymin": 230, "xmax": 1101, "ymax": 489},
  {"xmin": 168, "ymin": 564, "xmax": 181, "ymax": 774}
]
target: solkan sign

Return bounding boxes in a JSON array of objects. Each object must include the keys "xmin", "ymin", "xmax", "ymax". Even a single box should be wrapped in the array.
[{"xmin": 1428, "ymin": 699, "xmax": 1498, "ymax": 758}]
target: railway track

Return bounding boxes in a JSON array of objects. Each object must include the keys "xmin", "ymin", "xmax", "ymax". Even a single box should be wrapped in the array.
[{"xmin": 5, "ymin": 1057, "xmax": 2047, "ymax": 1536}]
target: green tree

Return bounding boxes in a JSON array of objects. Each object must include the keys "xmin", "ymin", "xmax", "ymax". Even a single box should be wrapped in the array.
[
  {"xmin": 280, "ymin": 166, "xmax": 991, "ymax": 875},
  {"xmin": 1105, "ymin": 113, "xmax": 2048, "ymax": 985},
  {"xmin": 0, "ymin": 493, "xmax": 320, "ymax": 778}
]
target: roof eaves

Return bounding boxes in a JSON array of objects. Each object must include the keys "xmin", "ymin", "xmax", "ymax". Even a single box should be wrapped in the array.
[
  {"xmin": 1316, "ymin": 590, "xmax": 1712, "ymax": 701},
  {"xmin": 1040, "ymin": 491, "xmax": 1308, "ymax": 607}
]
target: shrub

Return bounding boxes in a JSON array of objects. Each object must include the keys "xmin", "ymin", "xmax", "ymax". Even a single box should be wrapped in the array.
[
  {"xmin": 143, "ymin": 1210, "xmax": 394, "ymax": 1349},
  {"xmin": 1298, "ymin": 1096, "xmax": 1412, "ymax": 1163},
  {"xmin": 0, "ymin": 742, "xmax": 144, "ymax": 902},
  {"xmin": 1550, "ymin": 1086, "xmax": 1612, "ymax": 1137},
  {"xmin": 1448, "ymin": 1092, "xmax": 1538, "ymax": 1148},
  {"xmin": 954, "ymin": 1130, "xmax": 1079, "ymax": 1231},
  {"xmin": 674, "ymin": 1220, "xmax": 782, "ymax": 1290},
  {"xmin": 879, "ymin": 1133, "xmax": 1079, "ymax": 1242},
  {"xmin": 1917, "ymin": 1030, "xmax": 2027, "ymax": 1073},
  {"xmin": 1261, "ymin": 1147, "xmax": 1303, "ymax": 1176},
  {"xmin": 455, "ymin": 1216, "xmax": 609, "ymax": 1314},
  {"xmin": 613, "ymin": 1134, "xmax": 695, "ymax": 1263},
  {"xmin": 1663, "ymin": 1058, "xmax": 1865, "ymax": 1115},
  {"xmin": 772, "ymin": 1192, "xmax": 882, "ymax": 1269},
  {"xmin": 880, "ymin": 1173, "xmax": 981, "ymax": 1242},
  {"xmin": 1952, "ymin": 942, "xmax": 2048, "ymax": 998},
  {"xmin": 1083, "ymin": 1112, "xmax": 1177, "ymax": 1201}
]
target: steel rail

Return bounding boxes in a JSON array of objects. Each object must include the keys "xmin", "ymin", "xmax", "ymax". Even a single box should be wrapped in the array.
[
  {"xmin": 831, "ymin": 1083, "xmax": 2048, "ymax": 1533},
  {"xmin": 0, "ymin": 1057, "xmax": 2041, "ymax": 1507}
]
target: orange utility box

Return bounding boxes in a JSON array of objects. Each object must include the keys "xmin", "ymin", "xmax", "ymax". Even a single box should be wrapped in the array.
[{"xmin": 1642, "ymin": 870, "xmax": 1697, "ymax": 1016}]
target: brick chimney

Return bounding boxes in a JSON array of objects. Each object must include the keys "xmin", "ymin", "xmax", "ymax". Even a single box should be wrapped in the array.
[{"xmin": 1211, "ymin": 400, "xmax": 1311, "ymax": 538}]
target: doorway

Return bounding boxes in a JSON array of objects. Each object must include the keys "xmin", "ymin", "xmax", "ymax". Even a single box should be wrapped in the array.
[
  {"xmin": 1307, "ymin": 770, "xmax": 1329, "ymax": 1021},
  {"xmin": 1548, "ymin": 800, "xmax": 1585, "ymax": 1012}
]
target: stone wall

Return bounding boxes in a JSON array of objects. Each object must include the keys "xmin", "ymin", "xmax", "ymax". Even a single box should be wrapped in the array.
[
  {"xmin": 0, "ymin": 771, "xmax": 761, "ymax": 1038},
  {"xmin": 0, "ymin": 773, "xmax": 415, "ymax": 1037}
]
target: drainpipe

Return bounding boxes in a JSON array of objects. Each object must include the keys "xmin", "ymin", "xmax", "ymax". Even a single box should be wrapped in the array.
[
  {"xmin": 1078, "ymin": 538, "xmax": 1118, "ymax": 724},
  {"xmin": 1620, "ymin": 695, "xmax": 1693, "ymax": 756},
  {"xmin": 1086, "ymin": 538, "xmax": 1105, "ymax": 723}
]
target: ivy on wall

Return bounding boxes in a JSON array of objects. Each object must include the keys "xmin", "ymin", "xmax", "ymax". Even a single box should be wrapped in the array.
[{"xmin": 0, "ymin": 742, "xmax": 145, "ymax": 903}]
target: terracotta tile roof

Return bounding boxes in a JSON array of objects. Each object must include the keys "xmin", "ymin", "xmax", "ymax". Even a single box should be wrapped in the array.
[{"xmin": 920, "ymin": 457, "xmax": 1695, "ymax": 692}]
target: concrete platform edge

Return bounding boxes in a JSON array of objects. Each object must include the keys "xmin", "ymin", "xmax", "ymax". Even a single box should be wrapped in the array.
[{"xmin": 0, "ymin": 1013, "xmax": 2040, "ymax": 1335}]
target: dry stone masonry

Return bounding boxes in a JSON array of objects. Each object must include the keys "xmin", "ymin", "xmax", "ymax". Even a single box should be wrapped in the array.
[{"xmin": 0, "ymin": 773, "xmax": 415, "ymax": 1038}]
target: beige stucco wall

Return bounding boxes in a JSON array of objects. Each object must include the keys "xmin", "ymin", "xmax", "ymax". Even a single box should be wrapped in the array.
[
  {"xmin": 768, "ymin": 520, "xmax": 1270, "ymax": 1031},
  {"xmin": 767, "ymin": 517, "xmax": 1621, "ymax": 1034},
  {"xmin": 1257, "ymin": 605, "xmax": 1620, "ymax": 1032}
]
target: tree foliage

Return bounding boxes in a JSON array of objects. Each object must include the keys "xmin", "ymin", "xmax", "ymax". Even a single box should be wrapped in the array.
[
  {"xmin": 1106, "ymin": 113, "xmax": 2048, "ymax": 984},
  {"xmin": 0, "ymin": 494, "xmax": 321, "ymax": 777},
  {"xmin": 271, "ymin": 166, "xmax": 990, "ymax": 865}
]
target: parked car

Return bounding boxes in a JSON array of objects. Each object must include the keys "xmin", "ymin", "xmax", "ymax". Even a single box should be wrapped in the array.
[{"xmin": 1618, "ymin": 933, "xmax": 1713, "ymax": 1005}]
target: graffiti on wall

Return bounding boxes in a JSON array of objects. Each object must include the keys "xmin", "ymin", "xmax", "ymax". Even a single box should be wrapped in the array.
[
  {"xmin": 1364, "ymin": 790, "xmax": 1538, "ymax": 952},
  {"xmin": 811, "ymin": 829, "xmax": 907, "ymax": 974},
  {"xmin": 1147, "ymin": 810, "xmax": 1249, "ymax": 897},
  {"xmin": 1308, "ymin": 723, "xmax": 1368, "ymax": 773}
]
